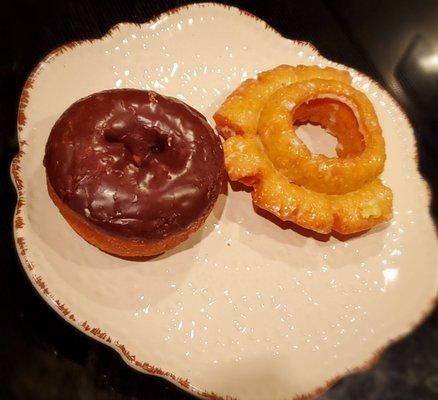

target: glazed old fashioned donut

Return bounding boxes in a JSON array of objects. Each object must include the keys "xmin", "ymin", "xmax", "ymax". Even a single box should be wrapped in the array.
[
  {"xmin": 214, "ymin": 65, "xmax": 392, "ymax": 235},
  {"xmin": 44, "ymin": 89, "xmax": 224, "ymax": 257}
]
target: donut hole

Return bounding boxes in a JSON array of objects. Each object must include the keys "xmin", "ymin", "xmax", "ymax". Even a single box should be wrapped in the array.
[
  {"xmin": 105, "ymin": 126, "xmax": 168, "ymax": 167},
  {"xmin": 293, "ymin": 98, "xmax": 365, "ymax": 158},
  {"xmin": 150, "ymin": 140, "xmax": 166, "ymax": 154},
  {"xmin": 295, "ymin": 123, "xmax": 339, "ymax": 158}
]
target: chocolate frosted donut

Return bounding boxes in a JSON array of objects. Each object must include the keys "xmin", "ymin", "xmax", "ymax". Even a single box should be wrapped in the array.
[{"xmin": 44, "ymin": 89, "xmax": 224, "ymax": 257}]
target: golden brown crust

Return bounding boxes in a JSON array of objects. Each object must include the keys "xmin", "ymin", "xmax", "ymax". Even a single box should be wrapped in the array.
[
  {"xmin": 215, "ymin": 65, "xmax": 393, "ymax": 235},
  {"xmin": 47, "ymin": 180, "xmax": 213, "ymax": 258},
  {"xmin": 257, "ymin": 79, "xmax": 385, "ymax": 194}
]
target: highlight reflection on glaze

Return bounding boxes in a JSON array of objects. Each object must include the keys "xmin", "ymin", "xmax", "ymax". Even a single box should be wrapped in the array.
[{"xmin": 44, "ymin": 89, "xmax": 224, "ymax": 240}]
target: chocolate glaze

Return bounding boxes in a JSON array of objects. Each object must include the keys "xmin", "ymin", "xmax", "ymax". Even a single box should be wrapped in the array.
[{"xmin": 44, "ymin": 89, "xmax": 224, "ymax": 240}]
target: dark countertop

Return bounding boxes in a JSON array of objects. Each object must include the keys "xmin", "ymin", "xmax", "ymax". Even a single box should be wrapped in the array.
[{"xmin": 1, "ymin": 1, "xmax": 437, "ymax": 399}]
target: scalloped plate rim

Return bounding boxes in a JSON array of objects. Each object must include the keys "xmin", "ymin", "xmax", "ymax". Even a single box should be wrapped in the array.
[{"xmin": 10, "ymin": 3, "xmax": 437, "ymax": 400}]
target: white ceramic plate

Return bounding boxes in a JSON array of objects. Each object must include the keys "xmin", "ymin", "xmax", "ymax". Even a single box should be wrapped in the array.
[{"xmin": 12, "ymin": 3, "xmax": 437, "ymax": 400}]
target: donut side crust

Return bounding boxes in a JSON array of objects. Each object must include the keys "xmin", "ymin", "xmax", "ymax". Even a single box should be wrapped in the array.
[{"xmin": 47, "ymin": 179, "xmax": 215, "ymax": 258}]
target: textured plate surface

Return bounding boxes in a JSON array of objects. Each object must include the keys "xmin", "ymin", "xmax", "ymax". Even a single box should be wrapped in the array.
[{"xmin": 12, "ymin": 3, "xmax": 437, "ymax": 400}]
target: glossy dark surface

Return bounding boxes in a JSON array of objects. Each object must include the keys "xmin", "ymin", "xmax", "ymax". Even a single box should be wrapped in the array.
[
  {"xmin": 45, "ymin": 89, "xmax": 223, "ymax": 240},
  {"xmin": 1, "ymin": 1, "xmax": 437, "ymax": 399}
]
